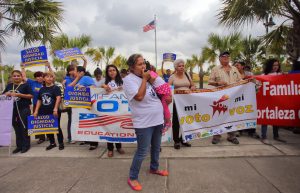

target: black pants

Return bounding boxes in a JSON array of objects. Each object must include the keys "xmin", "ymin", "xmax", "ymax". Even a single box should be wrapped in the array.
[
  {"xmin": 107, "ymin": 143, "xmax": 122, "ymax": 151},
  {"xmin": 66, "ymin": 108, "xmax": 72, "ymax": 141},
  {"xmin": 12, "ymin": 107, "xmax": 31, "ymax": 150},
  {"xmin": 90, "ymin": 142, "xmax": 98, "ymax": 147},
  {"xmin": 44, "ymin": 111, "xmax": 64, "ymax": 145},
  {"xmin": 172, "ymin": 103, "xmax": 182, "ymax": 143}
]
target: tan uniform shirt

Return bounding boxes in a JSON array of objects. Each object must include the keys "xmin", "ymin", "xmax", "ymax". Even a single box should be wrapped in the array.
[{"xmin": 209, "ymin": 65, "xmax": 242, "ymax": 84}]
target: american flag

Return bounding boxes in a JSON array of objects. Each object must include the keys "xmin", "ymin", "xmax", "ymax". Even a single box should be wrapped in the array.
[
  {"xmin": 143, "ymin": 20, "xmax": 155, "ymax": 32},
  {"xmin": 79, "ymin": 113, "xmax": 133, "ymax": 129}
]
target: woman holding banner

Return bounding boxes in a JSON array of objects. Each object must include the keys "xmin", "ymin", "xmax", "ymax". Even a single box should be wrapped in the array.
[
  {"xmin": 3, "ymin": 70, "xmax": 33, "ymax": 153},
  {"xmin": 21, "ymin": 62, "xmax": 53, "ymax": 144},
  {"xmin": 33, "ymin": 72, "xmax": 64, "ymax": 150},
  {"xmin": 124, "ymin": 54, "xmax": 168, "ymax": 191},
  {"xmin": 102, "ymin": 64, "xmax": 125, "ymax": 157},
  {"xmin": 261, "ymin": 59, "xmax": 286, "ymax": 144},
  {"xmin": 168, "ymin": 59, "xmax": 195, "ymax": 149}
]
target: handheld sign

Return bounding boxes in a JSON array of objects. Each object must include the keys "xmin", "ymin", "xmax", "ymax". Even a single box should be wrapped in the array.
[
  {"xmin": 0, "ymin": 95, "xmax": 13, "ymax": 146},
  {"xmin": 21, "ymin": 46, "xmax": 48, "ymax": 68},
  {"xmin": 163, "ymin": 53, "xmax": 176, "ymax": 62},
  {"xmin": 64, "ymin": 86, "xmax": 91, "ymax": 109},
  {"xmin": 55, "ymin": 48, "xmax": 83, "ymax": 61},
  {"xmin": 27, "ymin": 115, "xmax": 58, "ymax": 136}
]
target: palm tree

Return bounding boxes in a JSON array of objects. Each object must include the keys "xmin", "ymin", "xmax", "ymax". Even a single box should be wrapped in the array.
[
  {"xmin": 191, "ymin": 54, "xmax": 205, "ymax": 89},
  {"xmin": 103, "ymin": 47, "xmax": 115, "ymax": 66},
  {"xmin": 0, "ymin": 0, "xmax": 63, "ymax": 48},
  {"xmin": 50, "ymin": 34, "xmax": 91, "ymax": 69},
  {"xmin": 85, "ymin": 47, "xmax": 103, "ymax": 68},
  {"xmin": 112, "ymin": 55, "xmax": 128, "ymax": 70},
  {"xmin": 218, "ymin": 0, "xmax": 300, "ymax": 63},
  {"xmin": 239, "ymin": 35, "xmax": 264, "ymax": 68},
  {"xmin": 202, "ymin": 33, "xmax": 243, "ymax": 65},
  {"xmin": 85, "ymin": 46, "xmax": 115, "ymax": 70}
]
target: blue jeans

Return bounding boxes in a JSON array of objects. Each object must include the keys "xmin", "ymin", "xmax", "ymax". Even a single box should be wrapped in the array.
[
  {"xmin": 129, "ymin": 124, "xmax": 163, "ymax": 180},
  {"xmin": 261, "ymin": 125, "xmax": 279, "ymax": 139}
]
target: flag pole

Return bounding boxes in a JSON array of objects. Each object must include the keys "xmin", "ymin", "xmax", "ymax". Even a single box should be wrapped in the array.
[{"xmin": 154, "ymin": 14, "xmax": 158, "ymax": 68}]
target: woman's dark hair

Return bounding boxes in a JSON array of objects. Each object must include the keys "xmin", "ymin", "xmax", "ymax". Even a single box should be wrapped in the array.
[
  {"xmin": 94, "ymin": 68, "xmax": 102, "ymax": 77},
  {"xmin": 127, "ymin": 54, "xmax": 142, "ymax": 68},
  {"xmin": 292, "ymin": 61, "xmax": 300, "ymax": 71},
  {"xmin": 120, "ymin": 68, "xmax": 128, "ymax": 75},
  {"xmin": 77, "ymin": 66, "xmax": 92, "ymax": 77},
  {"xmin": 34, "ymin": 71, "xmax": 43, "ymax": 78},
  {"xmin": 66, "ymin": 64, "xmax": 76, "ymax": 76},
  {"xmin": 263, "ymin": 58, "xmax": 281, "ymax": 75},
  {"xmin": 105, "ymin": 64, "xmax": 123, "ymax": 86}
]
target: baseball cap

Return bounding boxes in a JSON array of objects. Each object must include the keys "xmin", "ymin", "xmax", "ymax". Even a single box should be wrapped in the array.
[{"xmin": 219, "ymin": 51, "xmax": 230, "ymax": 57}]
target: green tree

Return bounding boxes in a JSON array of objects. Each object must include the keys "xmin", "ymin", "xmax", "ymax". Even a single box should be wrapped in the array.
[
  {"xmin": 218, "ymin": 0, "xmax": 300, "ymax": 63},
  {"xmin": 0, "ymin": 0, "xmax": 63, "ymax": 48},
  {"xmin": 191, "ymin": 54, "xmax": 205, "ymax": 89},
  {"xmin": 50, "ymin": 33, "xmax": 91, "ymax": 70},
  {"xmin": 202, "ymin": 33, "xmax": 243, "ymax": 64},
  {"xmin": 103, "ymin": 47, "xmax": 115, "ymax": 66},
  {"xmin": 239, "ymin": 35, "xmax": 264, "ymax": 68},
  {"xmin": 85, "ymin": 47, "xmax": 104, "ymax": 68},
  {"xmin": 112, "ymin": 55, "xmax": 128, "ymax": 70}
]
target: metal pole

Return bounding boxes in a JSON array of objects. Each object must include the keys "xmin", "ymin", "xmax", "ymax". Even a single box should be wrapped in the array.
[
  {"xmin": 154, "ymin": 15, "xmax": 158, "ymax": 68},
  {"xmin": 0, "ymin": 52, "xmax": 5, "ymax": 91}
]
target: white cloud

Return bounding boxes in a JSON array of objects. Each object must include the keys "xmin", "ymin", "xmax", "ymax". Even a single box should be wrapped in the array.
[{"xmin": 1, "ymin": 0, "xmax": 268, "ymax": 73}]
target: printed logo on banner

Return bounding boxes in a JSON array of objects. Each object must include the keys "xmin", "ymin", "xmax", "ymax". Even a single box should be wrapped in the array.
[
  {"xmin": 246, "ymin": 122, "xmax": 256, "ymax": 128},
  {"xmin": 224, "ymin": 125, "xmax": 233, "ymax": 130},
  {"xmin": 210, "ymin": 94, "xmax": 229, "ymax": 116}
]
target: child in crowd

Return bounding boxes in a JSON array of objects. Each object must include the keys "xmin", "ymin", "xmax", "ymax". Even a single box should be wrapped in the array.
[
  {"xmin": 34, "ymin": 72, "xmax": 64, "ymax": 150},
  {"xmin": 102, "ymin": 64, "xmax": 125, "ymax": 157},
  {"xmin": 148, "ymin": 64, "xmax": 172, "ymax": 130},
  {"xmin": 93, "ymin": 68, "xmax": 105, "ymax": 87}
]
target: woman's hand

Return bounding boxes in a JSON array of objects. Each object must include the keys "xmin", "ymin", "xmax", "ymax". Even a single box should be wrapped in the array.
[
  {"xmin": 165, "ymin": 95, "xmax": 172, "ymax": 104},
  {"xmin": 53, "ymin": 110, "xmax": 58, "ymax": 117},
  {"xmin": 190, "ymin": 85, "xmax": 196, "ymax": 91},
  {"xmin": 142, "ymin": 70, "xmax": 151, "ymax": 80},
  {"xmin": 33, "ymin": 112, "xmax": 38, "ymax": 118},
  {"xmin": 4, "ymin": 92, "xmax": 12, "ymax": 97}
]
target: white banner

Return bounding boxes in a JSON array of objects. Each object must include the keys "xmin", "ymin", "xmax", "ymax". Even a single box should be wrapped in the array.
[
  {"xmin": 174, "ymin": 81, "xmax": 257, "ymax": 142},
  {"xmin": 0, "ymin": 95, "xmax": 13, "ymax": 146},
  {"xmin": 71, "ymin": 88, "xmax": 173, "ymax": 143}
]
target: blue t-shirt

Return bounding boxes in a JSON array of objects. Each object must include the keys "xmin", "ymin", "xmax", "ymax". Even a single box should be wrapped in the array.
[
  {"xmin": 64, "ymin": 76, "xmax": 74, "ymax": 87},
  {"xmin": 27, "ymin": 79, "xmax": 43, "ymax": 105},
  {"xmin": 163, "ymin": 74, "xmax": 171, "ymax": 83},
  {"xmin": 77, "ymin": 76, "xmax": 95, "ymax": 87}
]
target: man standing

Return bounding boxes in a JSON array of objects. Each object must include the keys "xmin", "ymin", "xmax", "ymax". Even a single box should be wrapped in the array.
[
  {"xmin": 208, "ymin": 51, "xmax": 242, "ymax": 145},
  {"xmin": 161, "ymin": 61, "xmax": 172, "ymax": 83}
]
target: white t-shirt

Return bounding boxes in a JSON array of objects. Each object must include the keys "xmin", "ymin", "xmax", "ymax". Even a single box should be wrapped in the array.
[
  {"xmin": 93, "ymin": 78, "xmax": 105, "ymax": 87},
  {"xmin": 107, "ymin": 80, "xmax": 120, "ymax": 91},
  {"xmin": 123, "ymin": 73, "xmax": 164, "ymax": 128}
]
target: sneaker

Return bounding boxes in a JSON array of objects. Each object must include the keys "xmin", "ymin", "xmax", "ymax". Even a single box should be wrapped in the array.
[
  {"xmin": 12, "ymin": 148, "xmax": 21, "ymax": 154},
  {"xmin": 59, "ymin": 144, "xmax": 64, "ymax": 150},
  {"xmin": 46, "ymin": 144, "xmax": 57, "ymax": 150},
  {"xmin": 117, "ymin": 148, "xmax": 125, "ymax": 154},
  {"xmin": 227, "ymin": 137, "xmax": 239, "ymax": 144},
  {"xmin": 212, "ymin": 138, "xmax": 220, "ymax": 144},
  {"xmin": 127, "ymin": 178, "xmax": 142, "ymax": 191},
  {"xmin": 37, "ymin": 139, "xmax": 45, "ymax": 144},
  {"xmin": 149, "ymin": 170, "xmax": 169, "ymax": 176},
  {"xmin": 21, "ymin": 147, "xmax": 30, "ymax": 153},
  {"xmin": 181, "ymin": 141, "xmax": 192, "ymax": 147},
  {"xmin": 174, "ymin": 142, "xmax": 180, "ymax": 149},
  {"xmin": 261, "ymin": 139, "xmax": 271, "ymax": 145},
  {"xmin": 89, "ymin": 146, "xmax": 97, "ymax": 151},
  {"xmin": 274, "ymin": 137, "xmax": 287, "ymax": 143}
]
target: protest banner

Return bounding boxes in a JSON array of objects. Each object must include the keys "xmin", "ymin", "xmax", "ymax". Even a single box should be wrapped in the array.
[
  {"xmin": 163, "ymin": 53, "xmax": 176, "ymax": 62},
  {"xmin": 255, "ymin": 74, "xmax": 300, "ymax": 126},
  {"xmin": 71, "ymin": 88, "xmax": 173, "ymax": 143},
  {"xmin": 63, "ymin": 86, "xmax": 91, "ymax": 109},
  {"xmin": 174, "ymin": 81, "xmax": 257, "ymax": 142},
  {"xmin": 27, "ymin": 115, "xmax": 58, "ymax": 136},
  {"xmin": 0, "ymin": 95, "xmax": 13, "ymax": 146},
  {"xmin": 55, "ymin": 47, "xmax": 83, "ymax": 61},
  {"xmin": 21, "ymin": 46, "xmax": 48, "ymax": 68}
]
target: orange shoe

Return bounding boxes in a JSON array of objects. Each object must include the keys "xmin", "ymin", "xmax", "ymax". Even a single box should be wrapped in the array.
[
  {"xmin": 127, "ymin": 178, "xmax": 142, "ymax": 191},
  {"xmin": 149, "ymin": 170, "xmax": 169, "ymax": 176}
]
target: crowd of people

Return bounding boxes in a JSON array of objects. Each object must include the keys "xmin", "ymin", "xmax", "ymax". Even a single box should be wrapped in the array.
[{"xmin": 2, "ymin": 51, "xmax": 299, "ymax": 191}]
